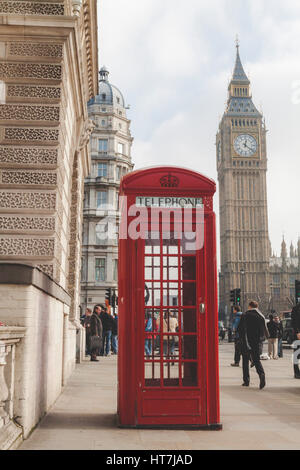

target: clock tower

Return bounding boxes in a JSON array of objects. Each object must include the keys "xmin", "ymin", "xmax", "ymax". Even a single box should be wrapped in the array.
[{"xmin": 217, "ymin": 43, "xmax": 271, "ymax": 320}]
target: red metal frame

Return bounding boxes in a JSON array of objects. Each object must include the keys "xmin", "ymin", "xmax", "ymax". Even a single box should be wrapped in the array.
[{"xmin": 118, "ymin": 166, "xmax": 221, "ymax": 429}]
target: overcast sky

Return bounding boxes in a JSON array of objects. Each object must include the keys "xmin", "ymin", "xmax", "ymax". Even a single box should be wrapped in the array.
[{"xmin": 98, "ymin": 0, "xmax": 300, "ymax": 257}]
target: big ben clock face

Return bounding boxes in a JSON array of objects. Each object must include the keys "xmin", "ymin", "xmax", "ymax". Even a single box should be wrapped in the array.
[{"xmin": 234, "ymin": 134, "xmax": 257, "ymax": 157}]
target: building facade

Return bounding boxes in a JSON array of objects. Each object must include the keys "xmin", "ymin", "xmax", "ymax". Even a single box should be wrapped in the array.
[
  {"xmin": 217, "ymin": 43, "xmax": 271, "ymax": 319},
  {"xmin": 80, "ymin": 67, "xmax": 134, "ymax": 311},
  {"xmin": 217, "ymin": 43, "xmax": 299, "ymax": 320},
  {"xmin": 0, "ymin": 0, "xmax": 98, "ymax": 446},
  {"xmin": 269, "ymin": 238, "xmax": 300, "ymax": 313}
]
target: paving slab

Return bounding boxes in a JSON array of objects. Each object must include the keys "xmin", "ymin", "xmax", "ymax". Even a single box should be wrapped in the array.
[{"xmin": 19, "ymin": 343, "xmax": 300, "ymax": 450}]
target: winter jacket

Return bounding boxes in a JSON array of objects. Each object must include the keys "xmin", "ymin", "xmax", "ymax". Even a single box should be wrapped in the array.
[
  {"xmin": 267, "ymin": 320, "xmax": 280, "ymax": 339},
  {"xmin": 90, "ymin": 313, "xmax": 103, "ymax": 338},
  {"xmin": 237, "ymin": 308, "xmax": 268, "ymax": 350},
  {"xmin": 100, "ymin": 312, "xmax": 114, "ymax": 332}
]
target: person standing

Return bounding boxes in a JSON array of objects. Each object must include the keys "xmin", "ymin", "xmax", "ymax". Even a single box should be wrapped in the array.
[
  {"xmin": 231, "ymin": 305, "xmax": 243, "ymax": 367},
  {"xmin": 237, "ymin": 300, "xmax": 268, "ymax": 389},
  {"xmin": 291, "ymin": 303, "xmax": 300, "ymax": 379},
  {"xmin": 111, "ymin": 313, "xmax": 118, "ymax": 355},
  {"xmin": 267, "ymin": 314, "xmax": 279, "ymax": 359},
  {"xmin": 83, "ymin": 308, "xmax": 92, "ymax": 356},
  {"xmin": 274, "ymin": 315, "xmax": 283, "ymax": 358},
  {"xmin": 100, "ymin": 306, "xmax": 114, "ymax": 356},
  {"xmin": 89, "ymin": 305, "xmax": 103, "ymax": 362}
]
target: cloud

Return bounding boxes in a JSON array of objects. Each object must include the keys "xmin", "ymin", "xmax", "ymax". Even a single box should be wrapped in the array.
[{"xmin": 98, "ymin": 0, "xmax": 300, "ymax": 254}]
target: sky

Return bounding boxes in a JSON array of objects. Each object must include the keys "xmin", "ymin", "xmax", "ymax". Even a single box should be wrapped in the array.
[{"xmin": 97, "ymin": 0, "xmax": 300, "ymax": 257}]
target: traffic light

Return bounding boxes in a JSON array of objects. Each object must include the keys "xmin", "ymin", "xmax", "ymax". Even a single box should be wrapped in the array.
[
  {"xmin": 111, "ymin": 291, "xmax": 116, "ymax": 308},
  {"xmin": 295, "ymin": 280, "xmax": 300, "ymax": 304},
  {"xmin": 235, "ymin": 288, "xmax": 241, "ymax": 305},
  {"xmin": 230, "ymin": 290, "xmax": 235, "ymax": 303},
  {"xmin": 105, "ymin": 287, "xmax": 112, "ymax": 305}
]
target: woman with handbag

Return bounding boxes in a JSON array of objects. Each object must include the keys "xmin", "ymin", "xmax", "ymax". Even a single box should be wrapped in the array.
[{"xmin": 90, "ymin": 305, "xmax": 103, "ymax": 362}]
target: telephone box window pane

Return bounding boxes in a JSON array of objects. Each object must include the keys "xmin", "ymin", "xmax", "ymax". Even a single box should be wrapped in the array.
[
  {"xmin": 145, "ymin": 363, "xmax": 161, "ymax": 387},
  {"xmin": 182, "ymin": 282, "xmax": 196, "ymax": 306},
  {"xmin": 182, "ymin": 309, "xmax": 197, "ymax": 333},
  {"xmin": 182, "ymin": 257, "xmax": 196, "ymax": 280},
  {"xmin": 162, "ymin": 287, "xmax": 179, "ymax": 306},
  {"xmin": 182, "ymin": 336, "xmax": 197, "ymax": 360},
  {"xmin": 145, "ymin": 283, "xmax": 160, "ymax": 306},
  {"xmin": 162, "ymin": 233, "xmax": 179, "ymax": 254},
  {"xmin": 181, "ymin": 232, "xmax": 197, "ymax": 254},
  {"xmin": 181, "ymin": 363, "xmax": 198, "ymax": 387},
  {"xmin": 163, "ymin": 363, "xmax": 180, "ymax": 387},
  {"xmin": 145, "ymin": 266, "xmax": 160, "ymax": 281},
  {"xmin": 145, "ymin": 233, "xmax": 160, "ymax": 254}
]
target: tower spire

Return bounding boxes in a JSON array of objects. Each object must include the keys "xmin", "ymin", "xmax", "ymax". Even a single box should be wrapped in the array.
[{"xmin": 232, "ymin": 40, "xmax": 250, "ymax": 83}]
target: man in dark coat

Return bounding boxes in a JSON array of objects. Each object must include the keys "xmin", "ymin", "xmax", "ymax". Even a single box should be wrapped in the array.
[
  {"xmin": 237, "ymin": 300, "xmax": 269, "ymax": 389},
  {"xmin": 100, "ymin": 306, "xmax": 115, "ymax": 356},
  {"xmin": 90, "ymin": 305, "xmax": 103, "ymax": 362},
  {"xmin": 291, "ymin": 304, "xmax": 300, "ymax": 379}
]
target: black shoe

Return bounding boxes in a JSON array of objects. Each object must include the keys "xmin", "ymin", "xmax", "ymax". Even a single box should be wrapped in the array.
[
  {"xmin": 242, "ymin": 382, "xmax": 249, "ymax": 387},
  {"xmin": 231, "ymin": 363, "xmax": 239, "ymax": 367},
  {"xmin": 294, "ymin": 375, "xmax": 300, "ymax": 379},
  {"xmin": 259, "ymin": 374, "xmax": 266, "ymax": 389}
]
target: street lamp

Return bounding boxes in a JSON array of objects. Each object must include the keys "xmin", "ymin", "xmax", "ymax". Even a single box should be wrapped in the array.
[{"xmin": 240, "ymin": 267, "xmax": 245, "ymax": 312}]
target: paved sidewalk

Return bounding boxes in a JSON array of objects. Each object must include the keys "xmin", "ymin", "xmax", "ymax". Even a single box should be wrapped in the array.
[{"xmin": 19, "ymin": 343, "xmax": 300, "ymax": 450}]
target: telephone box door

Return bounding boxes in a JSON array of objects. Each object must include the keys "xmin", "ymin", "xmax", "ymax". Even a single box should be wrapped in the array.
[{"xmin": 136, "ymin": 220, "xmax": 207, "ymax": 427}]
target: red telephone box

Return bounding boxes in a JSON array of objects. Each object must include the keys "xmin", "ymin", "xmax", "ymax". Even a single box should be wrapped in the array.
[{"xmin": 118, "ymin": 166, "xmax": 222, "ymax": 429}]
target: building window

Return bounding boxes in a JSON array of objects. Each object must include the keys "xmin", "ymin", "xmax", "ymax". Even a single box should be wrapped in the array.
[
  {"xmin": 95, "ymin": 258, "xmax": 106, "ymax": 282},
  {"xmin": 118, "ymin": 142, "xmax": 125, "ymax": 154},
  {"xmin": 101, "ymin": 108, "xmax": 106, "ymax": 112},
  {"xmin": 96, "ymin": 223, "xmax": 107, "ymax": 244},
  {"xmin": 273, "ymin": 287, "xmax": 280, "ymax": 298},
  {"xmin": 117, "ymin": 97, "xmax": 120, "ymax": 104},
  {"xmin": 101, "ymin": 120, "xmax": 106, "ymax": 126},
  {"xmin": 96, "ymin": 191, "xmax": 107, "ymax": 208},
  {"xmin": 97, "ymin": 163, "xmax": 107, "ymax": 177},
  {"xmin": 116, "ymin": 166, "xmax": 121, "ymax": 180},
  {"xmin": 113, "ymin": 259, "xmax": 118, "ymax": 281},
  {"xmin": 273, "ymin": 274, "xmax": 280, "ymax": 285},
  {"xmin": 99, "ymin": 139, "xmax": 108, "ymax": 152},
  {"xmin": 102, "ymin": 93, "xmax": 106, "ymax": 100}
]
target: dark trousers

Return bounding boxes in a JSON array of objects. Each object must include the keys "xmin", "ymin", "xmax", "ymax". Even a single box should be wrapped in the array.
[
  {"xmin": 242, "ymin": 343, "xmax": 265, "ymax": 384},
  {"xmin": 234, "ymin": 339, "xmax": 242, "ymax": 364}
]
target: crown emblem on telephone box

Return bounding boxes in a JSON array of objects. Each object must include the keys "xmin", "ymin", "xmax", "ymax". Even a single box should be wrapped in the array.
[{"xmin": 159, "ymin": 174, "xmax": 180, "ymax": 188}]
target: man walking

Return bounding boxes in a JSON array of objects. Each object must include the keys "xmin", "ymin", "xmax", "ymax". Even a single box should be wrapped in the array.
[
  {"xmin": 237, "ymin": 300, "xmax": 268, "ymax": 389},
  {"xmin": 267, "ymin": 314, "xmax": 279, "ymax": 359},
  {"xmin": 291, "ymin": 303, "xmax": 300, "ymax": 379},
  {"xmin": 231, "ymin": 305, "xmax": 243, "ymax": 367}
]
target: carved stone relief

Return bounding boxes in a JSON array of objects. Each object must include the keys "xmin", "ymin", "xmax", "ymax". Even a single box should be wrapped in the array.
[
  {"xmin": 0, "ymin": 192, "xmax": 56, "ymax": 210},
  {"xmin": 0, "ymin": 2, "xmax": 64, "ymax": 16},
  {"xmin": 0, "ymin": 105, "xmax": 60, "ymax": 121},
  {"xmin": 3, "ymin": 127, "xmax": 59, "ymax": 142},
  {"xmin": 0, "ymin": 238, "xmax": 55, "ymax": 256},
  {"xmin": 8, "ymin": 43, "xmax": 63, "ymax": 58},
  {"xmin": 0, "ymin": 216, "xmax": 55, "ymax": 231},
  {"xmin": 0, "ymin": 147, "xmax": 58, "ymax": 166},
  {"xmin": 0, "ymin": 63, "xmax": 62, "ymax": 80},
  {"xmin": 7, "ymin": 85, "xmax": 61, "ymax": 101}
]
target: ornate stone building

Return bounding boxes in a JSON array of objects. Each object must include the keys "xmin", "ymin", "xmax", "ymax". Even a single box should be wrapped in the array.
[
  {"xmin": 0, "ymin": 0, "xmax": 98, "ymax": 448},
  {"xmin": 217, "ymin": 43, "xmax": 271, "ymax": 319},
  {"xmin": 217, "ymin": 43, "xmax": 300, "ymax": 320},
  {"xmin": 80, "ymin": 67, "xmax": 134, "ymax": 311},
  {"xmin": 269, "ymin": 238, "xmax": 300, "ymax": 313}
]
